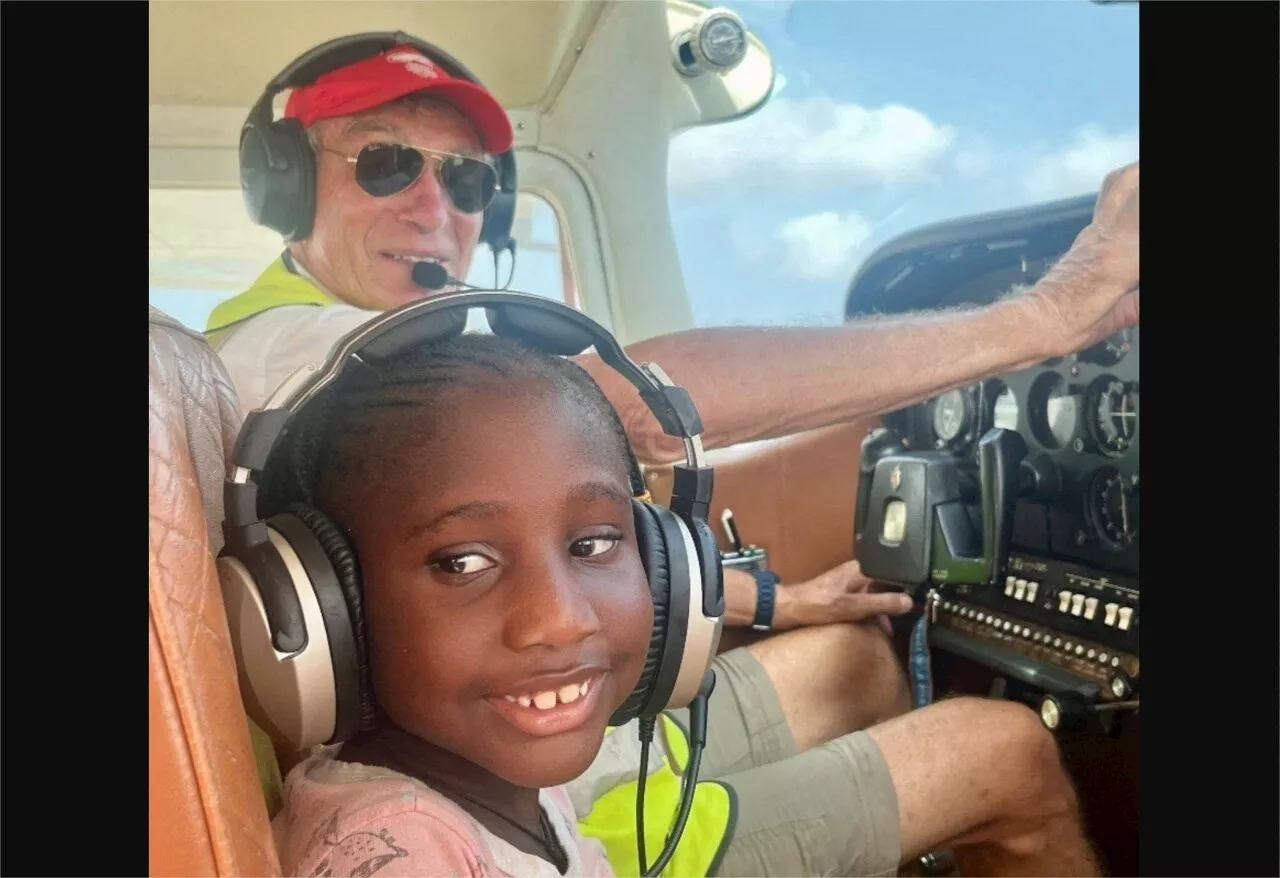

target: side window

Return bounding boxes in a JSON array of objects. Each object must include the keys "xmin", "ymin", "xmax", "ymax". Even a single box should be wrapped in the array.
[
  {"xmin": 149, "ymin": 189, "xmax": 283, "ymax": 331},
  {"xmin": 148, "ymin": 190, "xmax": 577, "ymax": 332},
  {"xmin": 464, "ymin": 193, "xmax": 577, "ymax": 306}
]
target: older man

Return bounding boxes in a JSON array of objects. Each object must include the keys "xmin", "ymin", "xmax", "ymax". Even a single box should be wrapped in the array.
[{"xmin": 211, "ymin": 36, "xmax": 1132, "ymax": 876}]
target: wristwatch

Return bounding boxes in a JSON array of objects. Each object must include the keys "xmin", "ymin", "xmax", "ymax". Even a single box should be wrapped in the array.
[{"xmin": 749, "ymin": 569, "xmax": 780, "ymax": 631}]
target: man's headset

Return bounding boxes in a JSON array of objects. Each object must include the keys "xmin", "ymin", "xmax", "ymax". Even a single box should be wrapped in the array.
[
  {"xmin": 239, "ymin": 31, "xmax": 518, "ymax": 255},
  {"xmin": 217, "ymin": 290, "xmax": 725, "ymax": 753}
]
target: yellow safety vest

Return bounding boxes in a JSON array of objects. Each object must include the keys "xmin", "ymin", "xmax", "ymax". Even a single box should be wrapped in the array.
[
  {"xmin": 577, "ymin": 713, "xmax": 736, "ymax": 877},
  {"xmin": 211, "ymin": 261, "xmax": 737, "ymax": 873},
  {"xmin": 205, "ymin": 256, "xmax": 332, "ymax": 340}
]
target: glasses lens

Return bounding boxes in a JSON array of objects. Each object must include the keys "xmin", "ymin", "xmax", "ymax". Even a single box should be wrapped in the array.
[
  {"xmin": 354, "ymin": 144, "xmax": 425, "ymax": 197},
  {"xmin": 439, "ymin": 155, "xmax": 498, "ymax": 214}
]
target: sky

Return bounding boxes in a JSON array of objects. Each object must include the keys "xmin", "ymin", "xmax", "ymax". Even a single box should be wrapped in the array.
[{"xmin": 149, "ymin": 0, "xmax": 1139, "ymax": 332}]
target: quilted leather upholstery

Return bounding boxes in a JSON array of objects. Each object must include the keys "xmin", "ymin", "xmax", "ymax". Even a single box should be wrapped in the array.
[{"xmin": 149, "ymin": 307, "xmax": 281, "ymax": 877}]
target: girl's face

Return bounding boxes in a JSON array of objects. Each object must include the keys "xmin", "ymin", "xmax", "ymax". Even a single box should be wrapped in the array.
[{"xmin": 325, "ymin": 381, "xmax": 653, "ymax": 788}]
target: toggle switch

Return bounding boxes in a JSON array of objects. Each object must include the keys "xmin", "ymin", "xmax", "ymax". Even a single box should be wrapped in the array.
[
  {"xmin": 1070, "ymin": 594, "xmax": 1085, "ymax": 616},
  {"xmin": 1117, "ymin": 606, "xmax": 1134, "ymax": 631},
  {"xmin": 1058, "ymin": 591, "xmax": 1073, "ymax": 613},
  {"xmin": 1005, "ymin": 576, "xmax": 1017, "ymax": 597},
  {"xmin": 1083, "ymin": 596, "xmax": 1099, "ymax": 620},
  {"xmin": 1014, "ymin": 579, "xmax": 1027, "ymax": 601},
  {"xmin": 1025, "ymin": 581, "xmax": 1039, "ymax": 603},
  {"xmin": 1104, "ymin": 602, "xmax": 1119, "ymax": 626}
]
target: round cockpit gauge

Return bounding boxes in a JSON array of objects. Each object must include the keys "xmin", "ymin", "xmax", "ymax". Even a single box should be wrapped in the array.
[
  {"xmin": 688, "ymin": 9, "xmax": 749, "ymax": 73},
  {"xmin": 932, "ymin": 388, "xmax": 971, "ymax": 446},
  {"xmin": 1078, "ymin": 328, "xmax": 1133, "ymax": 367},
  {"xmin": 1028, "ymin": 372, "xmax": 1078, "ymax": 449},
  {"xmin": 1086, "ymin": 377, "xmax": 1138, "ymax": 456},
  {"xmin": 1085, "ymin": 466, "xmax": 1139, "ymax": 549},
  {"xmin": 992, "ymin": 385, "xmax": 1020, "ymax": 431}
]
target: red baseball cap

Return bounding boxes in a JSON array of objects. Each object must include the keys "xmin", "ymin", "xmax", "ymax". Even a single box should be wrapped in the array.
[{"xmin": 284, "ymin": 46, "xmax": 513, "ymax": 153}]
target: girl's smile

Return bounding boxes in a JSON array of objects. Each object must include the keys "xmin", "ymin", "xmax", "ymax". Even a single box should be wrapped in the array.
[{"xmin": 486, "ymin": 668, "xmax": 609, "ymax": 737}]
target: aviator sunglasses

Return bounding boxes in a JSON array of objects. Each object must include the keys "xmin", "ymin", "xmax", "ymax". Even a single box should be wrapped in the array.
[{"xmin": 323, "ymin": 142, "xmax": 499, "ymax": 213}]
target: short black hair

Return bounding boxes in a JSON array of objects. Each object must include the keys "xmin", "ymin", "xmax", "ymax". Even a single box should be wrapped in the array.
[{"xmin": 258, "ymin": 333, "xmax": 645, "ymax": 518}]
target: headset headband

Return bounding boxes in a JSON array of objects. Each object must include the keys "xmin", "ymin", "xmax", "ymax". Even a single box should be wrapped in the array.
[{"xmin": 224, "ymin": 291, "xmax": 716, "ymax": 653}]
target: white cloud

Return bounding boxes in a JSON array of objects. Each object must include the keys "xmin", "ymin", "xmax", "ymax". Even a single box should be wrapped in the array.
[
  {"xmin": 669, "ymin": 96, "xmax": 956, "ymax": 192},
  {"xmin": 776, "ymin": 210, "xmax": 874, "ymax": 281},
  {"xmin": 1021, "ymin": 126, "xmax": 1139, "ymax": 200}
]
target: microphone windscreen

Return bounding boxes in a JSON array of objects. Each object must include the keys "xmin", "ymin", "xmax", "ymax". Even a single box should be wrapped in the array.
[{"xmin": 411, "ymin": 261, "xmax": 449, "ymax": 290}]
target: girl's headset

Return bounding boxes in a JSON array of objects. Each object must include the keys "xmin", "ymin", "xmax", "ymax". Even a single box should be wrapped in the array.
[
  {"xmin": 217, "ymin": 290, "xmax": 725, "ymax": 751},
  {"xmin": 239, "ymin": 31, "xmax": 518, "ymax": 255}
]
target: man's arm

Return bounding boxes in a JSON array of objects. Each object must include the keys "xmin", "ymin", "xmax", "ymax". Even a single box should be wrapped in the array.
[
  {"xmin": 587, "ymin": 298, "xmax": 1048, "ymax": 462},
  {"xmin": 578, "ymin": 163, "xmax": 1138, "ymax": 463},
  {"xmin": 721, "ymin": 562, "xmax": 913, "ymax": 630}
]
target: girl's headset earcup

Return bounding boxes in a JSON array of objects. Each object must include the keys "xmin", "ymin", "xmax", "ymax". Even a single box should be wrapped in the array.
[
  {"xmin": 281, "ymin": 503, "xmax": 375, "ymax": 732},
  {"xmin": 216, "ymin": 508, "xmax": 362, "ymax": 750},
  {"xmin": 610, "ymin": 501, "xmax": 669, "ymax": 726},
  {"xmin": 609, "ymin": 501, "xmax": 696, "ymax": 726}
]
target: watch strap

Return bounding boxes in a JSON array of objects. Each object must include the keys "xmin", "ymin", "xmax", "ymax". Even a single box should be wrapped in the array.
[{"xmin": 750, "ymin": 569, "xmax": 780, "ymax": 631}]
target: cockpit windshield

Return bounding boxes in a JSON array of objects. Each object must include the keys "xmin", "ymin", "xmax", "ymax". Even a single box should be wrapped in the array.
[{"xmin": 667, "ymin": 0, "xmax": 1138, "ymax": 327}]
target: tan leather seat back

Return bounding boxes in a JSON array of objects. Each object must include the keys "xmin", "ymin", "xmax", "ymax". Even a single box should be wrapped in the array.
[
  {"xmin": 644, "ymin": 419, "xmax": 880, "ymax": 584},
  {"xmin": 149, "ymin": 307, "xmax": 281, "ymax": 877}
]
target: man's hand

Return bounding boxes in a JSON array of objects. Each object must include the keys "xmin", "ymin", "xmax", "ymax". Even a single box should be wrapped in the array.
[
  {"xmin": 1025, "ymin": 161, "xmax": 1139, "ymax": 358},
  {"xmin": 773, "ymin": 560, "xmax": 914, "ymax": 634}
]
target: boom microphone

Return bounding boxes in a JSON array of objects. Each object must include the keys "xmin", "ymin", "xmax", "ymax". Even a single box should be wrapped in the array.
[{"xmin": 410, "ymin": 260, "xmax": 451, "ymax": 290}]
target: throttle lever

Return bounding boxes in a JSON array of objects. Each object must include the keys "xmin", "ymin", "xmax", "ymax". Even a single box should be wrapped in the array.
[{"xmin": 977, "ymin": 428, "xmax": 1028, "ymax": 584}]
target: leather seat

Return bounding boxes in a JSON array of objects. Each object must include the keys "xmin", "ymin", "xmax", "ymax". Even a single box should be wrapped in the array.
[{"xmin": 149, "ymin": 306, "xmax": 282, "ymax": 876}]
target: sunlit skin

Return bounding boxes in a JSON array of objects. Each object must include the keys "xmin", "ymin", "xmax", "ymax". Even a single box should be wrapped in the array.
[
  {"xmin": 320, "ymin": 379, "xmax": 653, "ymax": 861},
  {"xmin": 290, "ymin": 98, "xmax": 487, "ymax": 310}
]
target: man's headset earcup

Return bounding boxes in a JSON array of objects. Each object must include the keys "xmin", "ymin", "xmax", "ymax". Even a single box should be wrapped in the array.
[
  {"xmin": 216, "ymin": 503, "xmax": 369, "ymax": 750},
  {"xmin": 480, "ymin": 151, "xmax": 518, "ymax": 254},
  {"xmin": 609, "ymin": 500, "xmax": 699, "ymax": 726},
  {"xmin": 239, "ymin": 117, "xmax": 317, "ymax": 243}
]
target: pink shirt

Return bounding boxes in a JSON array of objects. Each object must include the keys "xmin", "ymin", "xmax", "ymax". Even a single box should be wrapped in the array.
[{"xmin": 273, "ymin": 750, "xmax": 615, "ymax": 878}]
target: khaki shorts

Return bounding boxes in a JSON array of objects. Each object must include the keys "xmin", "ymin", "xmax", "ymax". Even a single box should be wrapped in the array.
[{"xmin": 668, "ymin": 647, "xmax": 902, "ymax": 877}]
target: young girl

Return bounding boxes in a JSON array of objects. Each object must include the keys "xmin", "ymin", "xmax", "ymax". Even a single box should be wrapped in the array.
[{"xmin": 259, "ymin": 334, "xmax": 658, "ymax": 877}]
